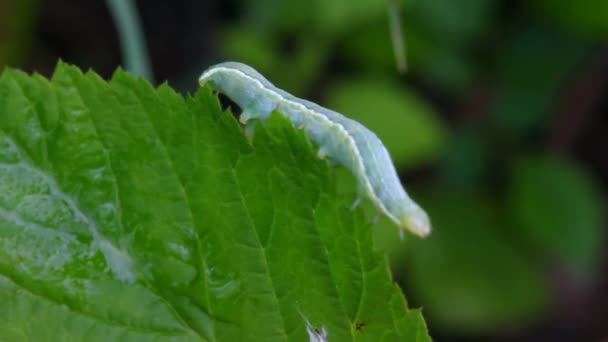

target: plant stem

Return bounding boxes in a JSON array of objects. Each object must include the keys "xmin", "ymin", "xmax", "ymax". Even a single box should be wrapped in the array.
[
  {"xmin": 388, "ymin": 0, "xmax": 407, "ymax": 74},
  {"xmin": 106, "ymin": 0, "xmax": 154, "ymax": 82}
]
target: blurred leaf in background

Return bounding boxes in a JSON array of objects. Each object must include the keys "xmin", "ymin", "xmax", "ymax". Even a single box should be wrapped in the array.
[
  {"xmin": 400, "ymin": 191, "xmax": 549, "ymax": 334},
  {"xmin": 491, "ymin": 24, "xmax": 591, "ymax": 137},
  {"xmin": 0, "ymin": 0, "xmax": 39, "ymax": 67},
  {"xmin": 439, "ymin": 127, "xmax": 493, "ymax": 189},
  {"xmin": 399, "ymin": 0, "xmax": 494, "ymax": 92},
  {"xmin": 509, "ymin": 155, "xmax": 603, "ymax": 281},
  {"xmin": 241, "ymin": 0, "xmax": 388, "ymax": 35},
  {"xmin": 222, "ymin": 0, "xmax": 389, "ymax": 94},
  {"xmin": 534, "ymin": 0, "xmax": 608, "ymax": 37},
  {"xmin": 339, "ymin": 0, "xmax": 494, "ymax": 92}
]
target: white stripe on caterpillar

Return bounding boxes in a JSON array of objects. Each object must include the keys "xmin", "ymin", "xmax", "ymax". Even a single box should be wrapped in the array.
[{"xmin": 199, "ymin": 62, "xmax": 430, "ymax": 238}]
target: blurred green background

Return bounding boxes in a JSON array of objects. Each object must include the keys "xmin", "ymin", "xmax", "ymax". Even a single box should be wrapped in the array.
[{"xmin": 1, "ymin": 0, "xmax": 606, "ymax": 340}]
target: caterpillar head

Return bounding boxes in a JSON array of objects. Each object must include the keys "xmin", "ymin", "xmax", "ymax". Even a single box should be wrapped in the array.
[{"xmin": 400, "ymin": 207, "xmax": 431, "ymax": 238}]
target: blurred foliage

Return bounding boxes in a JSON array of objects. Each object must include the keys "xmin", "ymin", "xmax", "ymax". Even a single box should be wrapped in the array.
[
  {"xmin": 509, "ymin": 155, "xmax": 603, "ymax": 280},
  {"xmin": 403, "ymin": 191, "xmax": 549, "ymax": 334},
  {"xmin": 439, "ymin": 127, "xmax": 492, "ymax": 188},
  {"xmin": 0, "ymin": 0, "xmax": 39, "ymax": 67},
  {"xmin": 535, "ymin": 0, "xmax": 608, "ymax": 36},
  {"xmin": 492, "ymin": 25, "xmax": 590, "ymax": 137},
  {"xmin": 241, "ymin": 0, "xmax": 388, "ymax": 35}
]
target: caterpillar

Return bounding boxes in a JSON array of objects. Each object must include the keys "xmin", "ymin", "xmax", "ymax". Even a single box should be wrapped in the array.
[{"xmin": 199, "ymin": 62, "xmax": 430, "ymax": 238}]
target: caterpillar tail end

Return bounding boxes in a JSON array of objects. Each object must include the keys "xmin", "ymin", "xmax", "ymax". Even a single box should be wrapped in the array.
[{"xmin": 400, "ymin": 208, "xmax": 431, "ymax": 239}]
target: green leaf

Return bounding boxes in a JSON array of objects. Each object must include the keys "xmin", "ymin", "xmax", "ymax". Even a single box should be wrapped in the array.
[
  {"xmin": 327, "ymin": 79, "xmax": 446, "ymax": 168},
  {"xmin": 491, "ymin": 25, "xmax": 589, "ymax": 136},
  {"xmin": 0, "ymin": 63, "xmax": 429, "ymax": 341},
  {"xmin": 438, "ymin": 127, "xmax": 492, "ymax": 188},
  {"xmin": 534, "ymin": 0, "xmax": 608, "ymax": 36},
  {"xmin": 400, "ymin": 191, "xmax": 548, "ymax": 334},
  {"xmin": 241, "ymin": 0, "xmax": 390, "ymax": 35},
  {"xmin": 508, "ymin": 155, "xmax": 603, "ymax": 279},
  {"xmin": 341, "ymin": 0, "xmax": 490, "ymax": 92}
]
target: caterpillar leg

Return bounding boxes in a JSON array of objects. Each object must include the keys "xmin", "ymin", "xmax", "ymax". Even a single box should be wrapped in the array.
[
  {"xmin": 240, "ymin": 96, "xmax": 274, "ymax": 140},
  {"xmin": 240, "ymin": 108, "xmax": 255, "ymax": 125},
  {"xmin": 240, "ymin": 95, "xmax": 274, "ymax": 123},
  {"xmin": 317, "ymin": 146, "xmax": 329, "ymax": 159},
  {"xmin": 244, "ymin": 120, "xmax": 257, "ymax": 141}
]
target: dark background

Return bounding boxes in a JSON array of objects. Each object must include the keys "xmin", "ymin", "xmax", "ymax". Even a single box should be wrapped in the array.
[{"xmin": 1, "ymin": 0, "xmax": 607, "ymax": 340}]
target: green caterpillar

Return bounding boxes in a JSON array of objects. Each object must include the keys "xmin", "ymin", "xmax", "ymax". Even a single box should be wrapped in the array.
[{"xmin": 199, "ymin": 62, "xmax": 430, "ymax": 238}]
